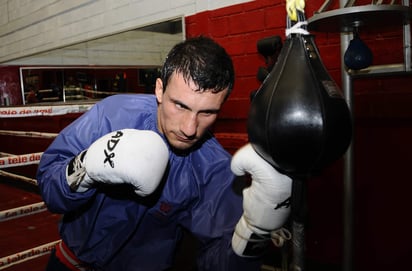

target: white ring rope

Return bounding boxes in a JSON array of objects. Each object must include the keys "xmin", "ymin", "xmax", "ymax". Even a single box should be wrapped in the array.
[
  {"xmin": 0, "ymin": 170, "xmax": 38, "ymax": 186},
  {"xmin": 0, "ymin": 202, "xmax": 47, "ymax": 222},
  {"xmin": 0, "ymin": 152, "xmax": 43, "ymax": 168},
  {"xmin": 0, "ymin": 103, "xmax": 92, "ymax": 118},
  {"xmin": 0, "ymin": 130, "xmax": 58, "ymax": 138},
  {"xmin": 0, "ymin": 240, "xmax": 61, "ymax": 270},
  {"xmin": 0, "ymin": 110, "xmax": 77, "ymax": 269},
  {"xmin": 63, "ymin": 87, "xmax": 123, "ymax": 96}
]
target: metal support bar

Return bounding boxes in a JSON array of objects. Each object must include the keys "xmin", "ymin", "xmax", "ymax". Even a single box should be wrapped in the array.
[
  {"xmin": 403, "ymin": 0, "xmax": 411, "ymax": 71},
  {"xmin": 340, "ymin": 29, "xmax": 354, "ymax": 271},
  {"xmin": 290, "ymin": 179, "xmax": 308, "ymax": 271}
]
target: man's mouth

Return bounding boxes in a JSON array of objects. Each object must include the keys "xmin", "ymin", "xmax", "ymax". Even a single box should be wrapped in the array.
[{"xmin": 175, "ymin": 134, "xmax": 194, "ymax": 143}]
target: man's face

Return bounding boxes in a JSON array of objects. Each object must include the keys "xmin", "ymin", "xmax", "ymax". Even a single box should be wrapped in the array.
[{"xmin": 155, "ymin": 71, "xmax": 228, "ymax": 151}]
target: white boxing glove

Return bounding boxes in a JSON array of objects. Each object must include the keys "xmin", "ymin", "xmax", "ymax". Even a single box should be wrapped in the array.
[
  {"xmin": 66, "ymin": 129, "xmax": 169, "ymax": 196},
  {"xmin": 231, "ymin": 143, "xmax": 292, "ymax": 257}
]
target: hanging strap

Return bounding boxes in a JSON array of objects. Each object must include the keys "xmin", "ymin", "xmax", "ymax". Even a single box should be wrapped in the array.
[
  {"xmin": 285, "ymin": 0, "xmax": 310, "ymax": 37},
  {"xmin": 286, "ymin": 0, "xmax": 306, "ymax": 21}
]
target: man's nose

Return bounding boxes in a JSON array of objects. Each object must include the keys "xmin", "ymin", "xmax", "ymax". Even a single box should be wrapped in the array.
[{"xmin": 181, "ymin": 112, "xmax": 198, "ymax": 138}]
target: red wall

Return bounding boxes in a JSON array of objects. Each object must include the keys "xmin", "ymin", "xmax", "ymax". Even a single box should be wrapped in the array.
[
  {"xmin": 186, "ymin": 1, "xmax": 412, "ymax": 271},
  {"xmin": 1, "ymin": 1, "xmax": 412, "ymax": 270}
]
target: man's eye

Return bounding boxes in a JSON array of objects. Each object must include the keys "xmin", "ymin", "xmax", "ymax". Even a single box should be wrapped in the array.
[
  {"xmin": 200, "ymin": 111, "xmax": 216, "ymax": 117},
  {"xmin": 175, "ymin": 103, "xmax": 184, "ymax": 109}
]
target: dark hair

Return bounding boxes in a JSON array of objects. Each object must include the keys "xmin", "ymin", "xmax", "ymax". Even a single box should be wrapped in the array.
[{"xmin": 161, "ymin": 36, "xmax": 234, "ymax": 98}]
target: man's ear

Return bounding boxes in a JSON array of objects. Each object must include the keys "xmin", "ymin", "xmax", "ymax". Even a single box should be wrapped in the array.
[{"xmin": 155, "ymin": 78, "xmax": 164, "ymax": 103}]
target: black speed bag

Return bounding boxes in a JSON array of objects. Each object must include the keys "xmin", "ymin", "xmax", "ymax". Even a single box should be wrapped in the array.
[{"xmin": 248, "ymin": 34, "xmax": 353, "ymax": 177}]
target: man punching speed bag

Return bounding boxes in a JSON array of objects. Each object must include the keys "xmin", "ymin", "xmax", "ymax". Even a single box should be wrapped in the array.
[{"xmin": 231, "ymin": 1, "xmax": 352, "ymax": 270}]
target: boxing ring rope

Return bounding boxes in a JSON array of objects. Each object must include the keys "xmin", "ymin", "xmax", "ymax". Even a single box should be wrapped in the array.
[
  {"xmin": 0, "ymin": 130, "xmax": 58, "ymax": 139},
  {"xmin": 0, "ymin": 150, "xmax": 44, "ymax": 182},
  {"xmin": 0, "ymin": 148, "xmax": 62, "ymax": 270},
  {"xmin": 0, "ymin": 150, "xmax": 44, "ymax": 218},
  {"xmin": 0, "ymin": 127, "xmax": 63, "ymax": 269},
  {"xmin": 0, "ymin": 170, "xmax": 38, "ymax": 186},
  {"xmin": 0, "ymin": 240, "xmax": 61, "ymax": 270},
  {"xmin": 0, "ymin": 101, "xmax": 96, "ymax": 270},
  {"xmin": 0, "ymin": 129, "xmax": 58, "ymax": 183},
  {"xmin": 0, "ymin": 103, "xmax": 92, "ymax": 118},
  {"xmin": 0, "ymin": 202, "xmax": 47, "ymax": 222},
  {"xmin": 0, "ymin": 152, "xmax": 44, "ymax": 168}
]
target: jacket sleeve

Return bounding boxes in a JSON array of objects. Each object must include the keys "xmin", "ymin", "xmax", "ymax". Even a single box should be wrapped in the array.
[
  {"xmin": 183, "ymin": 150, "xmax": 263, "ymax": 271},
  {"xmin": 36, "ymin": 103, "xmax": 105, "ymax": 213}
]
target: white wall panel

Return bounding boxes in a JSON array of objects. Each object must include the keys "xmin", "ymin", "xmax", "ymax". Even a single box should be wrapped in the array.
[{"xmin": 0, "ymin": 0, "xmax": 252, "ymax": 63}]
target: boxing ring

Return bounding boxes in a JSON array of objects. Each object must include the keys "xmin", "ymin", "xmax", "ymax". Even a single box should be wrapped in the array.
[{"xmin": 0, "ymin": 104, "xmax": 92, "ymax": 270}]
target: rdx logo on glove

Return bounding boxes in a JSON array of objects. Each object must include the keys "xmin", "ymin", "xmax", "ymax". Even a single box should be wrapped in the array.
[
  {"xmin": 103, "ymin": 131, "xmax": 124, "ymax": 168},
  {"xmin": 67, "ymin": 129, "xmax": 168, "ymax": 195}
]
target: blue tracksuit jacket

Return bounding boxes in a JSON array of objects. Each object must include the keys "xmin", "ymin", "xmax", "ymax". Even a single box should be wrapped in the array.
[{"xmin": 36, "ymin": 94, "xmax": 261, "ymax": 270}]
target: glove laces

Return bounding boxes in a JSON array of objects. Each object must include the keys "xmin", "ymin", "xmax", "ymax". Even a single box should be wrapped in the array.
[
  {"xmin": 235, "ymin": 219, "xmax": 292, "ymax": 248},
  {"xmin": 67, "ymin": 150, "xmax": 87, "ymax": 191},
  {"xmin": 271, "ymin": 227, "xmax": 292, "ymax": 247}
]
